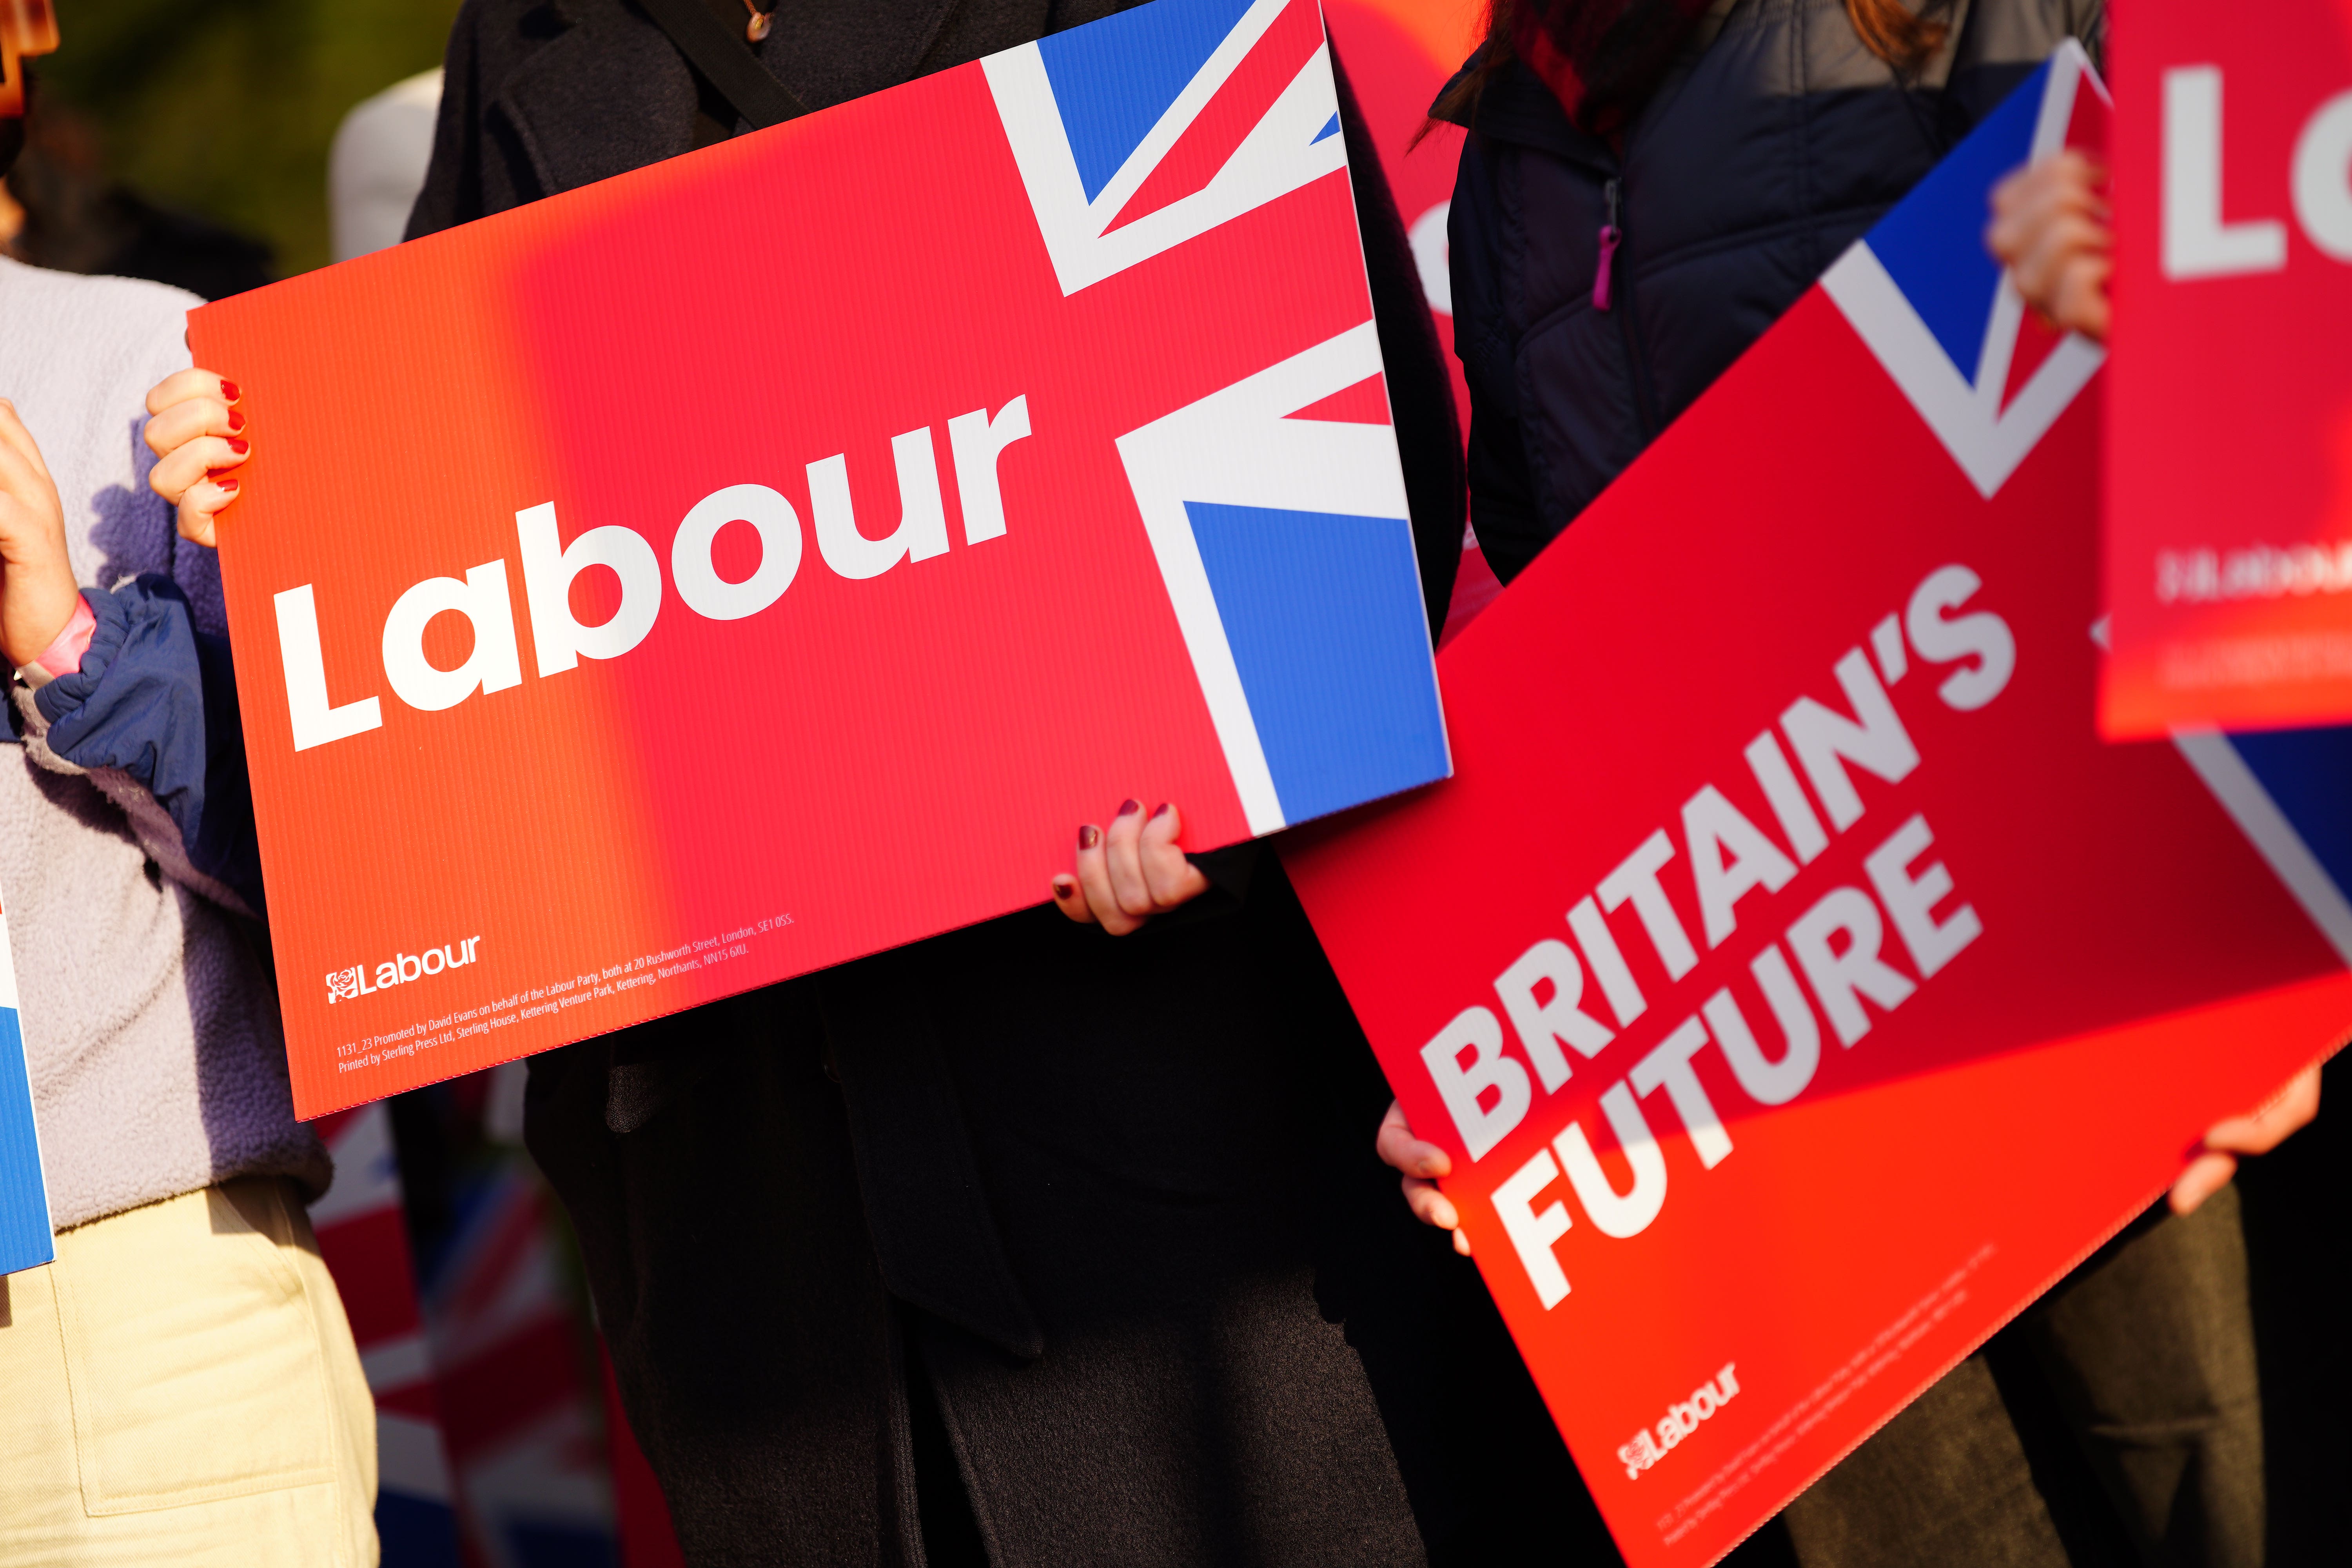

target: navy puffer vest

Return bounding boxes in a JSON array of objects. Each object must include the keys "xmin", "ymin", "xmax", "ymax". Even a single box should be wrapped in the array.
[{"xmin": 1442, "ymin": 0, "xmax": 2104, "ymax": 582}]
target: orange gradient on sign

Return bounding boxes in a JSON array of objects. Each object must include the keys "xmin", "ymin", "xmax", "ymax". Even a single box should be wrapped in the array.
[
  {"xmin": 1339, "ymin": 0, "xmax": 1483, "ymax": 68},
  {"xmin": 189, "ymin": 211, "xmax": 695, "ymax": 1117}
]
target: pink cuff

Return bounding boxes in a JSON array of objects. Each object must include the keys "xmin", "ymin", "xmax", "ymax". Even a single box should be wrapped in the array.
[{"xmin": 32, "ymin": 595, "xmax": 96, "ymax": 681}]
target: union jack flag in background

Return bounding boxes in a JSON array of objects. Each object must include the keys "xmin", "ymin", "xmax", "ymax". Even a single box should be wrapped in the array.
[
  {"xmin": 312, "ymin": 1105, "xmax": 463, "ymax": 1565},
  {"xmin": 316, "ymin": 1086, "xmax": 632, "ymax": 1568}
]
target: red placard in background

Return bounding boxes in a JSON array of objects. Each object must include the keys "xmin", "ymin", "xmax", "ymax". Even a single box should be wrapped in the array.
[
  {"xmin": 2101, "ymin": 0, "xmax": 2352, "ymax": 735},
  {"xmin": 1286, "ymin": 50, "xmax": 2352, "ymax": 1567},
  {"xmin": 1319, "ymin": 0, "xmax": 1504, "ymax": 637}
]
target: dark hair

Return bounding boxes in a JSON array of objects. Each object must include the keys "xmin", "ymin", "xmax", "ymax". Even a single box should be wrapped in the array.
[
  {"xmin": 1424, "ymin": 0, "xmax": 1518, "ymax": 134},
  {"xmin": 1428, "ymin": 0, "xmax": 1952, "ymax": 132}
]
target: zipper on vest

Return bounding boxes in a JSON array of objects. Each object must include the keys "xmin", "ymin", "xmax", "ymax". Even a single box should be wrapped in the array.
[
  {"xmin": 1600, "ymin": 176, "xmax": 1663, "ymax": 441},
  {"xmin": 1594, "ymin": 179, "xmax": 1623, "ymax": 311}
]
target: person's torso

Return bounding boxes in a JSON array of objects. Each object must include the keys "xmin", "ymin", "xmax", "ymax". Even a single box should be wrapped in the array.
[
  {"xmin": 425, "ymin": 0, "xmax": 1140, "ymax": 219},
  {"xmin": 432, "ymin": 0, "xmax": 1381, "ymax": 1191},
  {"xmin": 0, "ymin": 255, "xmax": 317, "ymax": 1227}
]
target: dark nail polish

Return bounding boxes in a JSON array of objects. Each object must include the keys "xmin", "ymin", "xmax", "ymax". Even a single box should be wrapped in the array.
[
  {"xmin": 1151, "ymin": 802, "xmax": 1172, "ymax": 820},
  {"xmin": 215, "ymin": 478, "xmax": 239, "ymax": 495},
  {"xmin": 226, "ymin": 437, "xmax": 249, "ymax": 456},
  {"xmin": 219, "ymin": 379, "xmax": 241, "ymax": 403},
  {"xmin": 226, "ymin": 408, "xmax": 246, "ymax": 432},
  {"xmin": 1078, "ymin": 825, "xmax": 1100, "ymax": 850},
  {"xmin": 1117, "ymin": 799, "xmax": 1141, "ymax": 817},
  {"xmin": 1052, "ymin": 880, "xmax": 1075, "ymax": 898}
]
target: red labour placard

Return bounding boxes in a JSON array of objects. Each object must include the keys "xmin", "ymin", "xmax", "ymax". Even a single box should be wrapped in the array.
[
  {"xmin": 2101, "ymin": 0, "xmax": 2352, "ymax": 735},
  {"xmin": 186, "ymin": 0, "xmax": 1450, "ymax": 1116},
  {"xmin": 1286, "ymin": 49, "xmax": 2352, "ymax": 1567}
]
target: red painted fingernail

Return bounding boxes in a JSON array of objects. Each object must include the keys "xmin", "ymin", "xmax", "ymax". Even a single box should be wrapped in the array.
[
  {"xmin": 226, "ymin": 408, "xmax": 245, "ymax": 432},
  {"xmin": 1078, "ymin": 825, "xmax": 1100, "ymax": 850},
  {"xmin": 226, "ymin": 437, "xmax": 249, "ymax": 455},
  {"xmin": 1052, "ymin": 880, "xmax": 1076, "ymax": 898},
  {"xmin": 215, "ymin": 478, "xmax": 238, "ymax": 495},
  {"xmin": 1117, "ymin": 799, "xmax": 1140, "ymax": 817},
  {"xmin": 1151, "ymin": 802, "xmax": 1172, "ymax": 819},
  {"xmin": 219, "ymin": 379, "xmax": 240, "ymax": 403}
]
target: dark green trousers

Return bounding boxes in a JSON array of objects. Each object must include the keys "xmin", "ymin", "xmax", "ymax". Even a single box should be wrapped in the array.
[{"xmin": 1780, "ymin": 1187, "xmax": 2261, "ymax": 1568}]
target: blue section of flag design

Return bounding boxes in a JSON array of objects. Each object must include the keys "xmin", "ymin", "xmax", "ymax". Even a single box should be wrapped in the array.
[
  {"xmin": 0, "ymin": 1005, "xmax": 52, "ymax": 1275},
  {"xmin": 1109, "ymin": 321, "xmax": 1442, "ymax": 836},
  {"xmin": 1186, "ymin": 501, "xmax": 1447, "ymax": 824},
  {"xmin": 374, "ymin": 1492, "xmax": 463, "ymax": 1568},
  {"xmin": 1864, "ymin": 67, "xmax": 2045, "ymax": 380},
  {"xmin": 2223, "ymin": 726, "xmax": 2352, "ymax": 898},
  {"xmin": 1034, "ymin": 0, "xmax": 1257, "ymax": 199},
  {"xmin": 1821, "ymin": 47, "xmax": 2106, "ymax": 501},
  {"xmin": 991, "ymin": 0, "xmax": 1347, "ymax": 298}
]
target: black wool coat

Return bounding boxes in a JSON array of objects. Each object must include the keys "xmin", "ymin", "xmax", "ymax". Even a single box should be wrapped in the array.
[{"xmin": 408, "ymin": 4, "xmax": 1604, "ymax": 1565}]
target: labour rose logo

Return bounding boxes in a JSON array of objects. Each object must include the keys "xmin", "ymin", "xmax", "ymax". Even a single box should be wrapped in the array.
[
  {"xmin": 1615, "ymin": 1363, "xmax": 1741, "ymax": 1479},
  {"xmin": 1617, "ymin": 1427, "xmax": 1663, "ymax": 1481},
  {"xmin": 325, "ymin": 966, "xmax": 365, "ymax": 1005}
]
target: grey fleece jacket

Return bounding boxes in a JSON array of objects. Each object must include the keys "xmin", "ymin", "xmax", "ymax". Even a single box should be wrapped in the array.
[{"xmin": 0, "ymin": 255, "xmax": 327, "ymax": 1229}]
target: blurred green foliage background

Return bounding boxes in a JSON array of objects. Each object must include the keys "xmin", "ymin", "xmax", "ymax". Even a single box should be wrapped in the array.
[{"xmin": 33, "ymin": 0, "xmax": 462, "ymax": 276}]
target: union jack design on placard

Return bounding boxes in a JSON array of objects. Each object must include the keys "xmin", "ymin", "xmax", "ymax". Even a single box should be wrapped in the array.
[
  {"xmin": 310, "ymin": 1104, "xmax": 462, "ymax": 1562},
  {"xmin": 987, "ymin": 0, "xmax": 1347, "ymax": 296},
  {"xmin": 991, "ymin": 0, "xmax": 1446, "ymax": 833},
  {"xmin": 1823, "ymin": 43, "xmax": 2110, "ymax": 499},
  {"xmin": 1115, "ymin": 322, "xmax": 1443, "ymax": 833}
]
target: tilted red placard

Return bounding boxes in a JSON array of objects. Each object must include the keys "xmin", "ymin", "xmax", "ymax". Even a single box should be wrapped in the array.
[{"xmin": 1286, "ymin": 50, "xmax": 2352, "ymax": 1566}]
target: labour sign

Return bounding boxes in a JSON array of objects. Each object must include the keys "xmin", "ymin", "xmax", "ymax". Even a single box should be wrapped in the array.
[
  {"xmin": 1285, "ymin": 49, "xmax": 2352, "ymax": 1568},
  {"xmin": 188, "ymin": 0, "xmax": 1448, "ymax": 1117},
  {"xmin": 2101, "ymin": 2, "xmax": 2352, "ymax": 735}
]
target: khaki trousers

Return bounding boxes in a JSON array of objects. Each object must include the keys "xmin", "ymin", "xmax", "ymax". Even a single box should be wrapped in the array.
[
  {"xmin": 1782, "ymin": 1186, "xmax": 2262, "ymax": 1568},
  {"xmin": 0, "ymin": 1178, "xmax": 377, "ymax": 1567}
]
